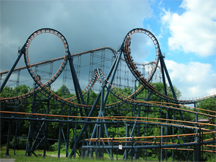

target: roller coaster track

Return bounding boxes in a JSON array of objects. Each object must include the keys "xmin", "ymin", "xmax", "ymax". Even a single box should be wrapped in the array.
[
  {"xmin": 0, "ymin": 47, "xmax": 117, "ymax": 75},
  {"xmin": 95, "ymin": 69, "xmax": 216, "ymax": 118},
  {"xmin": 0, "ymin": 29, "xmax": 215, "ymax": 114},
  {"xmin": 0, "ymin": 111, "xmax": 215, "ymax": 132},
  {"xmin": 1, "ymin": 28, "xmax": 215, "ymax": 161},
  {"xmin": 0, "ymin": 56, "xmax": 158, "ymax": 107},
  {"xmin": 122, "ymin": 28, "xmax": 216, "ymax": 104},
  {"xmin": 1, "ymin": 28, "xmax": 215, "ymax": 106},
  {"xmin": 1, "ymin": 110, "xmax": 215, "ymax": 153},
  {"xmin": 0, "ymin": 45, "xmax": 117, "ymax": 103},
  {"xmin": 0, "ymin": 28, "xmax": 215, "ymax": 138},
  {"xmin": 65, "ymin": 69, "xmax": 98, "ymax": 101}
]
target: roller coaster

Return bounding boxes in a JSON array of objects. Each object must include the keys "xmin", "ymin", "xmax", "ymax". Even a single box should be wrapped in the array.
[{"xmin": 0, "ymin": 28, "xmax": 215, "ymax": 161}]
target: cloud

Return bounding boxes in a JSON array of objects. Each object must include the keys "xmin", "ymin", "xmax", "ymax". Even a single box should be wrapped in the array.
[
  {"xmin": 161, "ymin": 0, "xmax": 216, "ymax": 57},
  {"xmin": 0, "ymin": 1, "xmax": 152, "ymax": 72},
  {"xmin": 165, "ymin": 60, "xmax": 216, "ymax": 98},
  {"xmin": 0, "ymin": 0, "xmax": 153, "ymax": 92},
  {"xmin": 207, "ymin": 88, "xmax": 216, "ymax": 95}
]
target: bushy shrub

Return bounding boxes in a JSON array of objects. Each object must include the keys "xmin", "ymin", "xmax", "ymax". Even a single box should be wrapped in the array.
[
  {"xmin": 49, "ymin": 142, "xmax": 65, "ymax": 151},
  {"xmin": 9, "ymin": 135, "xmax": 27, "ymax": 149}
]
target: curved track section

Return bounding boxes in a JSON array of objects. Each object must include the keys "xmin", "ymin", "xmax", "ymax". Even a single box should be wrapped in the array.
[
  {"xmin": 123, "ymin": 28, "xmax": 160, "ymax": 83},
  {"xmin": 96, "ymin": 69, "xmax": 216, "ymax": 118},
  {"xmin": 0, "ymin": 47, "xmax": 117, "ymax": 75},
  {"xmin": 65, "ymin": 69, "xmax": 98, "ymax": 101},
  {"xmin": 24, "ymin": 28, "xmax": 69, "ymax": 87},
  {"xmin": 0, "ymin": 47, "xmax": 117, "ymax": 103},
  {"xmin": 123, "ymin": 28, "xmax": 216, "ymax": 104}
]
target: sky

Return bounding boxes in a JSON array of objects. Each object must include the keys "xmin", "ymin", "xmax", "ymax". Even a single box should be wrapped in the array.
[{"xmin": 0, "ymin": 0, "xmax": 216, "ymax": 99}]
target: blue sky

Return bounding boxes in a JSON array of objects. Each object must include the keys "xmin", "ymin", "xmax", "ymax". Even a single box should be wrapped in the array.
[
  {"xmin": 142, "ymin": 0, "xmax": 216, "ymax": 98},
  {"xmin": 0, "ymin": 0, "xmax": 215, "ymax": 99}
]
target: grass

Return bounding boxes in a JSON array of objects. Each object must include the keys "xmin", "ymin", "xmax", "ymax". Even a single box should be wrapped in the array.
[
  {"xmin": 0, "ymin": 145, "xmax": 126, "ymax": 162},
  {"xmin": 1, "ymin": 146, "xmax": 69, "ymax": 162},
  {"xmin": 2, "ymin": 145, "xmax": 213, "ymax": 162}
]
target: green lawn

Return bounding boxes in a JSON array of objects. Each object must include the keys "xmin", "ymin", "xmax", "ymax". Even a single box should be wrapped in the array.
[
  {"xmin": 0, "ymin": 145, "xmax": 124, "ymax": 162},
  {"xmin": 2, "ymin": 145, "xmax": 214, "ymax": 162}
]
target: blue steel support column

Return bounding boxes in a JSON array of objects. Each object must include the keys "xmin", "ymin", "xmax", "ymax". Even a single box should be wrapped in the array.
[
  {"xmin": 66, "ymin": 106, "xmax": 71, "ymax": 157},
  {"xmin": 87, "ymin": 91, "xmax": 89, "ymax": 106},
  {"xmin": 85, "ymin": 50, "xmax": 123, "ymax": 155},
  {"xmin": 68, "ymin": 53, "xmax": 86, "ymax": 142},
  {"xmin": 74, "ymin": 107, "xmax": 78, "ymax": 158},
  {"xmin": 14, "ymin": 103, "xmax": 20, "ymax": 155},
  {"xmin": 61, "ymin": 128, "xmax": 68, "ymax": 155},
  {"xmin": 58, "ymin": 104, "xmax": 64, "ymax": 158},
  {"xmin": 134, "ymin": 80, "xmax": 139, "ymax": 160},
  {"xmin": 86, "ymin": 92, "xmax": 90, "ymax": 157},
  {"xmin": 161, "ymin": 55, "xmax": 187, "ymax": 146},
  {"xmin": 58, "ymin": 122, "xmax": 62, "ymax": 158},
  {"xmin": 68, "ymin": 51, "xmax": 85, "ymax": 106},
  {"xmin": 193, "ymin": 103, "xmax": 200, "ymax": 162},
  {"xmin": 30, "ymin": 122, "xmax": 45, "ymax": 153},
  {"xmin": 160, "ymin": 54, "xmax": 168, "ymax": 160},
  {"xmin": 135, "ymin": 105, "xmax": 140, "ymax": 160},
  {"xmin": 4, "ymin": 121, "xmax": 11, "ymax": 157},
  {"xmin": 160, "ymin": 126, "xmax": 164, "ymax": 161},
  {"xmin": 100, "ymin": 84, "xmax": 105, "ymax": 113},
  {"xmin": 97, "ymin": 49, "xmax": 123, "ymax": 151},
  {"xmin": 14, "ymin": 120, "xmax": 18, "ymax": 155},
  {"xmin": 146, "ymin": 106, "xmax": 149, "ymax": 159},
  {"xmin": 25, "ymin": 124, "xmax": 31, "ymax": 156},
  {"xmin": 160, "ymin": 52, "xmax": 189, "ymax": 135},
  {"xmin": 96, "ymin": 85, "xmax": 104, "ymax": 158},
  {"xmin": 0, "ymin": 47, "xmax": 24, "ymax": 93},
  {"xmin": 159, "ymin": 53, "xmax": 168, "ymax": 97},
  {"xmin": 44, "ymin": 100, "xmax": 49, "ymax": 157},
  {"xmin": 172, "ymin": 109, "xmax": 175, "ymax": 162},
  {"xmin": 125, "ymin": 124, "xmax": 129, "ymax": 160},
  {"xmin": 86, "ymin": 53, "xmax": 122, "ymax": 158},
  {"xmin": 159, "ymin": 53, "xmax": 177, "ymax": 99},
  {"xmin": 160, "ymin": 52, "xmax": 181, "ymax": 160},
  {"xmin": 74, "ymin": 124, "xmax": 78, "ymax": 158},
  {"xmin": 69, "ymin": 49, "xmax": 122, "ymax": 158},
  {"xmin": 99, "ymin": 85, "xmax": 104, "ymax": 158},
  {"xmin": 25, "ymin": 81, "xmax": 37, "ymax": 156},
  {"xmin": 165, "ymin": 108, "xmax": 169, "ymax": 160},
  {"xmin": 103, "ymin": 49, "xmax": 123, "ymax": 103},
  {"xmin": 159, "ymin": 53, "xmax": 169, "ymax": 160},
  {"xmin": 122, "ymin": 115, "xmax": 140, "ymax": 159}
]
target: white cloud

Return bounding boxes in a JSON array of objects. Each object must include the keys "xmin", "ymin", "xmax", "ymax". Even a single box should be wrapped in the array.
[
  {"xmin": 161, "ymin": 0, "xmax": 216, "ymax": 57},
  {"xmin": 207, "ymin": 88, "xmax": 216, "ymax": 95},
  {"xmin": 165, "ymin": 60, "xmax": 216, "ymax": 98},
  {"xmin": 1, "ymin": 1, "xmax": 152, "ymax": 72},
  {"xmin": 188, "ymin": 86, "xmax": 200, "ymax": 96}
]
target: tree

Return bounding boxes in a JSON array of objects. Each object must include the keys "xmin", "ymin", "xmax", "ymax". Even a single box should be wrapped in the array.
[
  {"xmin": 196, "ymin": 97, "xmax": 216, "ymax": 115},
  {"xmin": 56, "ymin": 85, "xmax": 70, "ymax": 98},
  {"xmin": 0, "ymin": 86, "xmax": 15, "ymax": 98}
]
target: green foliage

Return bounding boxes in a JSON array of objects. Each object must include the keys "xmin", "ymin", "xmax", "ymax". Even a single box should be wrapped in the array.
[
  {"xmin": 0, "ymin": 86, "xmax": 14, "ymax": 98},
  {"xmin": 56, "ymin": 85, "xmax": 71, "ymax": 98},
  {"xmin": 0, "ymin": 85, "xmax": 32, "ymax": 98},
  {"xmin": 49, "ymin": 142, "xmax": 65, "ymax": 151},
  {"xmin": 14, "ymin": 85, "xmax": 32, "ymax": 96},
  {"xmin": 206, "ymin": 153, "xmax": 216, "ymax": 162},
  {"xmin": 2, "ymin": 83, "xmax": 215, "ymax": 161},
  {"xmin": 197, "ymin": 97, "xmax": 216, "ymax": 111},
  {"xmin": 9, "ymin": 135, "xmax": 27, "ymax": 149}
]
